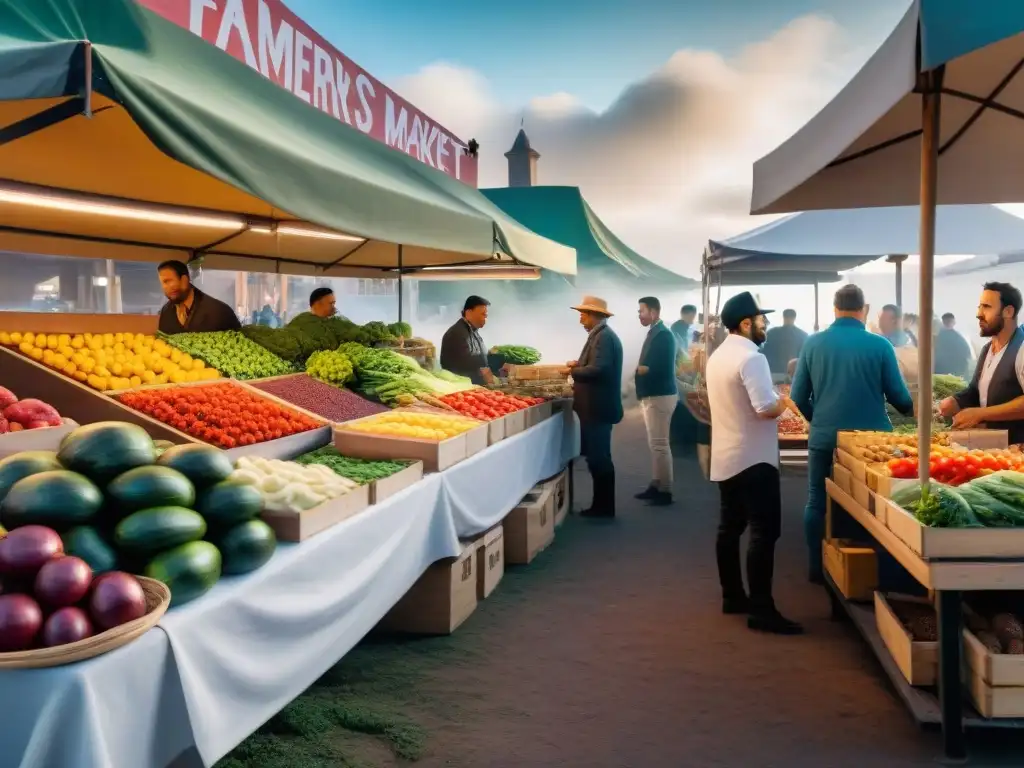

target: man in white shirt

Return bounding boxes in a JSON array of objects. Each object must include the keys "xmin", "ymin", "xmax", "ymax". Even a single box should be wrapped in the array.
[
  {"xmin": 705, "ymin": 292, "xmax": 803, "ymax": 636},
  {"xmin": 940, "ymin": 282, "xmax": 1024, "ymax": 443}
]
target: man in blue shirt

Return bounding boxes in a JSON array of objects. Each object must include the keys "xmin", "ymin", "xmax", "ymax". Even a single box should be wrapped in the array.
[
  {"xmin": 790, "ymin": 285, "xmax": 915, "ymax": 583},
  {"xmin": 670, "ymin": 304, "xmax": 698, "ymax": 350},
  {"xmin": 761, "ymin": 308, "xmax": 808, "ymax": 377}
]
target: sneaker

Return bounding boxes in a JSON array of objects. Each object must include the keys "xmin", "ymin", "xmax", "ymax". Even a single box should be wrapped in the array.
[
  {"xmin": 722, "ymin": 596, "xmax": 751, "ymax": 615},
  {"xmin": 748, "ymin": 611, "xmax": 804, "ymax": 635},
  {"xmin": 580, "ymin": 506, "xmax": 615, "ymax": 519},
  {"xmin": 634, "ymin": 486, "xmax": 659, "ymax": 500},
  {"xmin": 647, "ymin": 491, "xmax": 673, "ymax": 507}
]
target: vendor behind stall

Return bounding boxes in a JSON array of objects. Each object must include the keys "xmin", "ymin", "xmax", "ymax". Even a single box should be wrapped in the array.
[
  {"xmin": 440, "ymin": 296, "xmax": 493, "ymax": 385},
  {"xmin": 157, "ymin": 260, "xmax": 240, "ymax": 335}
]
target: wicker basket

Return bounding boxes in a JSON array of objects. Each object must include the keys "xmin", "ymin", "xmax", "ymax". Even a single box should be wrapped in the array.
[{"xmin": 0, "ymin": 576, "xmax": 170, "ymax": 669}]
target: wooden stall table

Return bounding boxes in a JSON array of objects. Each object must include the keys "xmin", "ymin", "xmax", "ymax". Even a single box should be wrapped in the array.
[{"xmin": 825, "ymin": 479, "xmax": 1024, "ymax": 761}]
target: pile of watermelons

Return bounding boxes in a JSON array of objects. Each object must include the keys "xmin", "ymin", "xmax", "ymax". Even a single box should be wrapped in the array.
[{"xmin": 0, "ymin": 422, "xmax": 277, "ymax": 607}]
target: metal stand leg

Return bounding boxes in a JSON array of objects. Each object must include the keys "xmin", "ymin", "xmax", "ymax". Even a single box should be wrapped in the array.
[
  {"xmin": 936, "ymin": 590, "xmax": 967, "ymax": 761},
  {"xmin": 827, "ymin": 585, "xmax": 845, "ymax": 622}
]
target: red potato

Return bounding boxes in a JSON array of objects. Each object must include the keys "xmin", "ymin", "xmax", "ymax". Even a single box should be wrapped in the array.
[
  {"xmin": 3, "ymin": 399, "xmax": 61, "ymax": 428},
  {"xmin": 0, "ymin": 387, "xmax": 15, "ymax": 410}
]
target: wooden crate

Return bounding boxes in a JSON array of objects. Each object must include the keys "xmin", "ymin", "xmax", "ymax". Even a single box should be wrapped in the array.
[
  {"xmin": 381, "ymin": 543, "xmax": 478, "ymax": 635},
  {"xmin": 823, "ymin": 538, "xmax": 877, "ymax": 602},
  {"xmin": 487, "ymin": 416, "xmax": 506, "ymax": 446},
  {"xmin": 835, "ymin": 449, "xmax": 867, "ymax": 484},
  {"xmin": 525, "ymin": 401, "xmax": 554, "ymax": 428},
  {"xmin": 476, "ymin": 525, "xmax": 505, "ymax": 599},
  {"xmin": 261, "ymin": 483, "xmax": 371, "ymax": 542},
  {"xmin": 884, "ymin": 502, "xmax": 1024, "ymax": 559},
  {"xmin": 504, "ymin": 487, "xmax": 555, "ymax": 565},
  {"xmin": 874, "ymin": 592, "xmax": 938, "ymax": 686},
  {"xmin": 949, "ymin": 429, "xmax": 1009, "ymax": 450},
  {"xmin": 832, "ymin": 463, "xmax": 853, "ymax": 495},
  {"xmin": 0, "ymin": 419, "xmax": 78, "ymax": 459},
  {"xmin": 370, "ymin": 462, "xmax": 424, "ymax": 504},
  {"xmin": 964, "ymin": 627, "xmax": 1024, "ymax": 687},
  {"xmin": 333, "ymin": 413, "xmax": 486, "ymax": 472},
  {"xmin": 504, "ymin": 409, "xmax": 526, "ymax": 437},
  {"xmin": 0, "ymin": 347, "xmax": 196, "ymax": 444},
  {"xmin": 0, "ymin": 311, "xmax": 159, "ymax": 335},
  {"xmin": 506, "ymin": 365, "xmax": 567, "ymax": 381},
  {"xmin": 968, "ymin": 672, "xmax": 1024, "ymax": 718}
]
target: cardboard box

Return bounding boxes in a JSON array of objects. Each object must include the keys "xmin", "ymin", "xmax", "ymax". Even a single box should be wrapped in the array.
[
  {"xmin": 370, "ymin": 462, "xmax": 424, "ymax": 504},
  {"xmin": 526, "ymin": 401, "xmax": 554, "ymax": 428},
  {"xmin": 333, "ymin": 413, "xmax": 487, "ymax": 472},
  {"xmin": 504, "ymin": 487, "xmax": 555, "ymax": 565},
  {"xmin": 261, "ymin": 483, "xmax": 371, "ymax": 542},
  {"xmin": 476, "ymin": 525, "xmax": 505, "ymax": 599},
  {"xmin": 381, "ymin": 543, "xmax": 478, "ymax": 635},
  {"xmin": 0, "ymin": 418, "xmax": 78, "ymax": 459},
  {"xmin": 504, "ymin": 409, "xmax": 526, "ymax": 437},
  {"xmin": 823, "ymin": 538, "xmax": 877, "ymax": 602},
  {"xmin": 545, "ymin": 470, "xmax": 569, "ymax": 527},
  {"xmin": 874, "ymin": 592, "xmax": 938, "ymax": 686},
  {"xmin": 487, "ymin": 416, "xmax": 506, "ymax": 446}
]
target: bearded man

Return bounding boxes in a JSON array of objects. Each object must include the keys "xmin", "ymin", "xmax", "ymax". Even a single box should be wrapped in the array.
[{"xmin": 941, "ymin": 282, "xmax": 1024, "ymax": 442}]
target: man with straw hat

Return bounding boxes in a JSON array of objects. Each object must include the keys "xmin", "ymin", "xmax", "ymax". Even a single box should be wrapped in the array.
[{"xmin": 562, "ymin": 296, "xmax": 623, "ymax": 518}]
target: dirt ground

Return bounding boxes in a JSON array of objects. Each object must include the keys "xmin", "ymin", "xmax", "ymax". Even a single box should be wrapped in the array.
[{"xmin": 220, "ymin": 410, "xmax": 1024, "ymax": 768}]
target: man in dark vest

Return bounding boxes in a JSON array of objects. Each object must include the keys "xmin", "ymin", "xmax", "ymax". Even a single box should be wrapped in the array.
[{"xmin": 940, "ymin": 282, "xmax": 1024, "ymax": 441}]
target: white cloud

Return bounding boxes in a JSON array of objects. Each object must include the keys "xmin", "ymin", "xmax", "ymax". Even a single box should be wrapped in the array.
[{"xmin": 393, "ymin": 15, "xmax": 877, "ymax": 277}]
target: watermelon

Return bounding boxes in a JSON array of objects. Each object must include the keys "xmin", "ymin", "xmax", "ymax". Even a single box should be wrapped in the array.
[
  {"xmin": 1, "ymin": 470, "xmax": 102, "ymax": 530},
  {"xmin": 195, "ymin": 480, "xmax": 263, "ymax": 527},
  {"xmin": 145, "ymin": 541, "xmax": 221, "ymax": 607},
  {"xmin": 115, "ymin": 507, "xmax": 206, "ymax": 556},
  {"xmin": 107, "ymin": 466, "xmax": 195, "ymax": 514},
  {"xmin": 58, "ymin": 422, "xmax": 156, "ymax": 484},
  {"xmin": 217, "ymin": 519, "xmax": 276, "ymax": 575},
  {"xmin": 0, "ymin": 451, "xmax": 63, "ymax": 505},
  {"xmin": 62, "ymin": 526, "xmax": 118, "ymax": 574},
  {"xmin": 156, "ymin": 444, "xmax": 234, "ymax": 489}
]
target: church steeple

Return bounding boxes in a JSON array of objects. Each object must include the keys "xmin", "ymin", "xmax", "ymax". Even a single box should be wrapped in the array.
[{"xmin": 505, "ymin": 127, "xmax": 540, "ymax": 188}]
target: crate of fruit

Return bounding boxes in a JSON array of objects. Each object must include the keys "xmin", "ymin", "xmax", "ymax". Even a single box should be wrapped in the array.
[
  {"xmin": 333, "ymin": 410, "xmax": 486, "ymax": 472},
  {"xmin": 245, "ymin": 374, "xmax": 389, "ymax": 425},
  {"xmin": 294, "ymin": 446, "xmax": 425, "ymax": 504},
  {"xmin": 116, "ymin": 381, "xmax": 331, "ymax": 461},
  {"xmin": 0, "ymin": 385, "xmax": 79, "ymax": 459}
]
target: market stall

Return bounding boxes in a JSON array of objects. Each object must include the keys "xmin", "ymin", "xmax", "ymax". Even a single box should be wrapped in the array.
[{"xmin": 750, "ymin": 2, "xmax": 1024, "ymax": 759}]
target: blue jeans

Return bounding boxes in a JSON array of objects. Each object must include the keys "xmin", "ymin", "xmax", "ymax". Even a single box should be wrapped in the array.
[{"xmin": 805, "ymin": 448, "xmax": 833, "ymax": 578}]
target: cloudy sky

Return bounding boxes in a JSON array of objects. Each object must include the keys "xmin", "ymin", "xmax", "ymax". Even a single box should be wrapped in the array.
[{"xmin": 276, "ymin": 0, "xmax": 916, "ymax": 278}]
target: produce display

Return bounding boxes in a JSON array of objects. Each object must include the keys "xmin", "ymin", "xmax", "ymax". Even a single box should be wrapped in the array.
[
  {"xmin": 0, "ymin": 423, "xmax": 276, "ymax": 606},
  {"xmin": 490, "ymin": 379, "xmax": 572, "ymax": 400},
  {"xmin": 492, "ymin": 345, "xmax": 541, "ymax": 365},
  {"xmin": 231, "ymin": 455, "xmax": 363, "ymax": 515},
  {"xmin": 891, "ymin": 471, "xmax": 1024, "ymax": 528},
  {"xmin": 118, "ymin": 382, "xmax": 322, "ymax": 449},
  {"xmin": 378, "ymin": 338, "xmax": 436, "ymax": 370},
  {"xmin": 842, "ymin": 431, "xmax": 952, "ymax": 464},
  {"xmin": 966, "ymin": 603, "xmax": 1024, "ymax": 655},
  {"xmin": 886, "ymin": 446, "xmax": 1024, "ymax": 484},
  {"xmin": 0, "ymin": 330, "xmax": 222, "ymax": 392},
  {"xmin": 249, "ymin": 374, "xmax": 388, "ymax": 423},
  {"xmin": 0, "ymin": 386, "xmax": 62, "ymax": 433},
  {"xmin": 777, "ymin": 412, "xmax": 807, "ymax": 436},
  {"xmin": 436, "ymin": 390, "xmax": 542, "ymax": 421},
  {"xmin": 241, "ymin": 316, "xmax": 413, "ymax": 365},
  {"xmin": 337, "ymin": 343, "xmax": 475, "ymax": 405},
  {"xmin": 887, "ymin": 596, "xmax": 938, "ymax": 642},
  {"xmin": 162, "ymin": 331, "xmax": 293, "ymax": 380},
  {"xmin": 305, "ymin": 349, "xmax": 355, "ymax": 387},
  {"xmin": 339, "ymin": 411, "xmax": 480, "ymax": 441},
  {"xmin": 295, "ymin": 446, "xmax": 411, "ymax": 484},
  {"xmin": 887, "ymin": 374, "xmax": 965, "ymax": 428},
  {"xmin": 0, "ymin": 524, "xmax": 152, "ymax": 651}
]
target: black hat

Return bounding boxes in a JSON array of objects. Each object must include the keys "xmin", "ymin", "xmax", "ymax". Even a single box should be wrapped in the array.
[{"xmin": 721, "ymin": 292, "xmax": 773, "ymax": 331}]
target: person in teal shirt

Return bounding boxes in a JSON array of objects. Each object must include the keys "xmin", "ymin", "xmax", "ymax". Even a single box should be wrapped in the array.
[{"xmin": 790, "ymin": 285, "xmax": 915, "ymax": 583}]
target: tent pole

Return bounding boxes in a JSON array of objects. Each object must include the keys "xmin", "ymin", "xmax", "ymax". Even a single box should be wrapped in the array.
[
  {"xmin": 397, "ymin": 245, "xmax": 404, "ymax": 324},
  {"xmin": 888, "ymin": 254, "xmax": 908, "ymax": 307},
  {"xmin": 917, "ymin": 67, "xmax": 944, "ymax": 490},
  {"xmin": 813, "ymin": 282, "xmax": 820, "ymax": 331}
]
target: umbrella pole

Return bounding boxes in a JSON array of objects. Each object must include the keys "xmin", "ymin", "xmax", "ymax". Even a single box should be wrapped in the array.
[
  {"xmin": 814, "ymin": 281, "xmax": 820, "ymax": 331},
  {"xmin": 916, "ymin": 68, "xmax": 944, "ymax": 490}
]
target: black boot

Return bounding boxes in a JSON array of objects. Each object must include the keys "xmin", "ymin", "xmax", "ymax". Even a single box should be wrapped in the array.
[{"xmin": 634, "ymin": 485, "xmax": 659, "ymax": 500}]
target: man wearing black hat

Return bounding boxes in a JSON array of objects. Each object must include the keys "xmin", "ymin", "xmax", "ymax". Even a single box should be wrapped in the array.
[
  {"xmin": 440, "ymin": 296, "xmax": 493, "ymax": 386},
  {"xmin": 705, "ymin": 292, "xmax": 802, "ymax": 635}
]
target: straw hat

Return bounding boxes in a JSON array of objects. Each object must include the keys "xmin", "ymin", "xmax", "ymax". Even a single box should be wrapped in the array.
[{"xmin": 571, "ymin": 295, "xmax": 613, "ymax": 317}]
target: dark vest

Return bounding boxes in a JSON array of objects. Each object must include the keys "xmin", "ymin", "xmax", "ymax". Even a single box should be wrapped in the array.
[{"xmin": 974, "ymin": 327, "xmax": 1024, "ymax": 443}]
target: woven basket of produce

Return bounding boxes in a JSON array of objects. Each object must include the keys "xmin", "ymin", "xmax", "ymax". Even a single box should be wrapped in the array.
[
  {"xmin": 379, "ymin": 339, "xmax": 436, "ymax": 370},
  {"xmin": 0, "ymin": 575, "xmax": 169, "ymax": 669}
]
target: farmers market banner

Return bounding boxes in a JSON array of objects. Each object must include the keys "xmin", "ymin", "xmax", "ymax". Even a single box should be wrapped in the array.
[{"xmin": 136, "ymin": 0, "xmax": 479, "ymax": 187}]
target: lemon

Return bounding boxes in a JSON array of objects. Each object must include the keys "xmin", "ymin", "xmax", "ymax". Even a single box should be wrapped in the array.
[
  {"xmin": 71, "ymin": 335, "xmax": 84, "ymax": 349},
  {"xmin": 63, "ymin": 363, "xmax": 77, "ymax": 376},
  {"xmin": 9, "ymin": 331, "xmax": 21, "ymax": 344},
  {"xmin": 0, "ymin": 332, "xmax": 9, "ymax": 345},
  {"xmin": 73, "ymin": 371, "xmax": 88, "ymax": 382}
]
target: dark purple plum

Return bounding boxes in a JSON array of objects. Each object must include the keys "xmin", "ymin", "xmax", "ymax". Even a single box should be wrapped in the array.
[
  {"xmin": 0, "ymin": 593, "xmax": 43, "ymax": 651},
  {"xmin": 34, "ymin": 556, "xmax": 92, "ymax": 607},
  {"xmin": 88, "ymin": 572, "xmax": 146, "ymax": 630},
  {"xmin": 41, "ymin": 606, "xmax": 93, "ymax": 647}
]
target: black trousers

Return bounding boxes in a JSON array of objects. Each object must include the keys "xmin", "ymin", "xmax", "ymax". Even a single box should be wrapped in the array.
[{"xmin": 716, "ymin": 462, "xmax": 782, "ymax": 614}]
